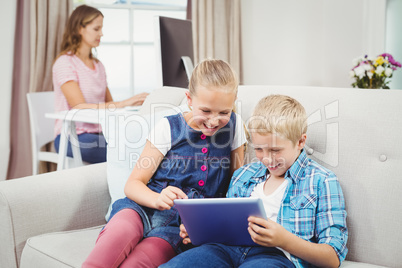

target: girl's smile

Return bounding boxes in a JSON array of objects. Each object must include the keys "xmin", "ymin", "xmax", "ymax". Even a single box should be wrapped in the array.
[{"xmin": 185, "ymin": 85, "xmax": 237, "ymax": 136}]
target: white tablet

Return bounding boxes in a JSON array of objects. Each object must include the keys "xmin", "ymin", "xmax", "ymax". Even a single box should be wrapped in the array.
[{"xmin": 174, "ymin": 197, "xmax": 267, "ymax": 246}]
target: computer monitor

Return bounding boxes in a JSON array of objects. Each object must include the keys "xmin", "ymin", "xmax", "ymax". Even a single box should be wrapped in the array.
[{"xmin": 154, "ymin": 16, "xmax": 194, "ymax": 88}]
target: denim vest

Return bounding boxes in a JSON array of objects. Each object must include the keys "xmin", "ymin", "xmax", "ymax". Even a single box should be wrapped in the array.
[{"xmin": 110, "ymin": 112, "xmax": 237, "ymax": 252}]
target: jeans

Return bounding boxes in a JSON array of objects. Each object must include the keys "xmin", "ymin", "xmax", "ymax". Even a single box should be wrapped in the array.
[
  {"xmin": 54, "ymin": 133, "xmax": 107, "ymax": 164},
  {"xmin": 160, "ymin": 244, "xmax": 295, "ymax": 268}
]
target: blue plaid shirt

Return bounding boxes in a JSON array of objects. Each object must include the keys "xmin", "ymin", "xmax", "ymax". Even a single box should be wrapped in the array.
[{"xmin": 227, "ymin": 149, "xmax": 348, "ymax": 267}]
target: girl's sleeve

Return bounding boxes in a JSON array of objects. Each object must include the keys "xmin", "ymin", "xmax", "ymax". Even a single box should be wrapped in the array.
[
  {"xmin": 147, "ymin": 118, "xmax": 171, "ymax": 156},
  {"xmin": 231, "ymin": 113, "xmax": 247, "ymax": 150},
  {"xmin": 53, "ymin": 55, "xmax": 78, "ymax": 88}
]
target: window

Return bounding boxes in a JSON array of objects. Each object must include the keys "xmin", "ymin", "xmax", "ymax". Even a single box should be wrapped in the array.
[{"xmin": 73, "ymin": 0, "xmax": 187, "ymax": 100}]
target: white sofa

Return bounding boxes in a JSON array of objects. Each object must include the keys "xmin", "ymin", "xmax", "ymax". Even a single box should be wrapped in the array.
[{"xmin": 1, "ymin": 85, "xmax": 401, "ymax": 268}]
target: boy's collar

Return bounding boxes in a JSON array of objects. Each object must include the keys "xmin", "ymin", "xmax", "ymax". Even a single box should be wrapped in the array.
[
  {"xmin": 250, "ymin": 162, "xmax": 269, "ymax": 181},
  {"xmin": 285, "ymin": 149, "xmax": 308, "ymax": 182}
]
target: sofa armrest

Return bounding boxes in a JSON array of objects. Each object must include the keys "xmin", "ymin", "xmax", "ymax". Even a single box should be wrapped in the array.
[{"xmin": 0, "ymin": 163, "xmax": 110, "ymax": 268}]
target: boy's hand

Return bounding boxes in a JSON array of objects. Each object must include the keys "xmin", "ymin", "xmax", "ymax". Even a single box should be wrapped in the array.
[
  {"xmin": 155, "ymin": 186, "xmax": 188, "ymax": 210},
  {"xmin": 179, "ymin": 224, "xmax": 192, "ymax": 244},
  {"xmin": 247, "ymin": 216, "xmax": 290, "ymax": 248}
]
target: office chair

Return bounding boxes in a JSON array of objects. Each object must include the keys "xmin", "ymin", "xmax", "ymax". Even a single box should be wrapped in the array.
[{"xmin": 27, "ymin": 91, "xmax": 74, "ymax": 175}]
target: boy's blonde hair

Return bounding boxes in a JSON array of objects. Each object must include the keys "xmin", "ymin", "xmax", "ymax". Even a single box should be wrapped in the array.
[
  {"xmin": 248, "ymin": 95, "xmax": 307, "ymax": 145},
  {"xmin": 188, "ymin": 59, "xmax": 238, "ymax": 97}
]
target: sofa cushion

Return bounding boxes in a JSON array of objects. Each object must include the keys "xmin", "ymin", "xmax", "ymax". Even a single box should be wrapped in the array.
[
  {"xmin": 20, "ymin": 226, "xmax": 103, "ymax": 268},
  {"xmin": 0, "ymin": 163, "xmax": 109, "ymax": 268},
  {"xmin": 19, "ymin": 226, "xmax": 386, "ymax": 268},
  {"xmin": 340, "ymin": 261, "xmax": 386, "ymax": 268}
]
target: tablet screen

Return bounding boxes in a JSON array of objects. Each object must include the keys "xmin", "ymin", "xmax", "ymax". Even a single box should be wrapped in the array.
[{"xmin": 174, "ymin": 198, "xmax": 267, "ymax": 246}]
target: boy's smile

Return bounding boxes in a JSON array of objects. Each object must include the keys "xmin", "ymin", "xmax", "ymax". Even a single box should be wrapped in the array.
[{"xmin": 251, "ymin": 132, "xmax": 306, "ymax": 179}]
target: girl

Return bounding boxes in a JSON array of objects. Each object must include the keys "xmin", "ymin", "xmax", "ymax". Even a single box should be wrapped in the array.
[
  {"xmin": 82, "ymin": 59, "xmax": 247, "ymax": 267},
  {"xmin": 52, "ymin": 5, "xmax": 148, "ymax": 164}
]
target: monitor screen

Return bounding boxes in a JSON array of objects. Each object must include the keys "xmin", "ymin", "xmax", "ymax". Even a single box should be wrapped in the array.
[{"xmin": 154, "ymin": 16, "xmax": 194, "ymax": 88}]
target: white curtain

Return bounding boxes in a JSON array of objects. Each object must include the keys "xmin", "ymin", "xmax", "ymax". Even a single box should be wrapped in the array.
[
  {"xmin": 30, "ymin": 0, "xmax": 73, "ymax": 93},
  {"xmin": 7, "ymin": 0, "xmax": 72, "ymax": 179},
  {"xmin": 192, "ymin": 0, "xmax": 242, "ymax": 81}
]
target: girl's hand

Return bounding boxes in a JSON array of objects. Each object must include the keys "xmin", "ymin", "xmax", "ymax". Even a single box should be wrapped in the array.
[
  {"xmin": 155, "ymin": 186, "xmax": 187, "ymax": 210},
  {"xmin": 247, "ymin": 216, "xmax": 290, "ymax": 248},
  {"xmin": 179, "ymin": 224, "xmax": 192, "ymax": 244}
]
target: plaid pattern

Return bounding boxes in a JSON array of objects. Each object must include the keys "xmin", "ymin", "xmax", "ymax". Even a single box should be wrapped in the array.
[{"xmin": 227, "ymin": 150, "xmax": 348, "ymax": 267}]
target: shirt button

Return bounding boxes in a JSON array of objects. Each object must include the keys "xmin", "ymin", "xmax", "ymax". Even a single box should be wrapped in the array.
[
  {"xmin": 200, "ymin": 134, "xmax": 206, "ymax": 140},
  {"xmin": 200, "ymin": 165, "xmax": 207, "ymax": 171},
  {"xmin": 198, "ymin": 180, "xmax": 205, "ymax": 186},
  {"xmin": 202, "ymin": 147, "xmax": 208, "ymax": 154}
]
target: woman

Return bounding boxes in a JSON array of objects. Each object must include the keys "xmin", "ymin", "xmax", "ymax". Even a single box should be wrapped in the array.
[{"xmin": 53, "ymin": 5, "xmax": 148, "ymax": 163}]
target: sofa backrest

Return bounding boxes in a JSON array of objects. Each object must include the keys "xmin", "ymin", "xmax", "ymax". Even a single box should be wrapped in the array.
[{"xmin": 236, "ymin": 85, "xmax": 402, "ymax": 267}]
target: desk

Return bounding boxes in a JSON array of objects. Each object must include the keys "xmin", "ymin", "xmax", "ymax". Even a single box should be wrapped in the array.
[{"xmin": 46, "ymin": 107, "xmax": 140, "ymax": 171}]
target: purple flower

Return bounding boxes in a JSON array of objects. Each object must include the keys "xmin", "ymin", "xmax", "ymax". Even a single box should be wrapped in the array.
[
  {"xmin": 380, "ymin": 53, "xmax": 393, "ymax": 60},
  {"xmin": 378, "ymin": 53, "xmax": 401, "ymax": 68}
]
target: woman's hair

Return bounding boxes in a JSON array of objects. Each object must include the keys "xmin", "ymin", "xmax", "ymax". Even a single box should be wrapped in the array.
[
  {"xmin": 247, "ymin": 94, "xmax": 308, "ymax": 145},
  {"xmin": 58, "ymin": 5, "xmax": 103, "ymax": 59},
  {"xmin": 188, "ymin": 59, "xmax": 238, "ymax": 97}
]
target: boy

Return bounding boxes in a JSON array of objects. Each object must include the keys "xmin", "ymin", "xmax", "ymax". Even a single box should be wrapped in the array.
[{"xmin": 162, "ymin": 95, "xmax": 348, "ymax": 268}]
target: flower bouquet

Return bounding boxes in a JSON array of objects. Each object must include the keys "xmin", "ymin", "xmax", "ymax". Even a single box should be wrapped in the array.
[{"xmin": 350, "ymin": 53, "xmax": 401, "ymax": 89}]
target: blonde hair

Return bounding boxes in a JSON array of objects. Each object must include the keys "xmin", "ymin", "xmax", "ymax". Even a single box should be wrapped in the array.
[
  {"xmin": 58, "ymin": 5, "xmax": 103, "ymax": 60},
  {"xmin": 248, "ymin": 95, "xmax": 307, "ymax": 145},
  {"xmin": 189, "ymin": 59, "xmax": 238, "ymax": 97}
]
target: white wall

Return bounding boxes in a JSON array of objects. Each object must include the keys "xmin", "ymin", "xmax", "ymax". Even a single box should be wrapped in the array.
[
  {"xmin": 240, "ymin": 0, "xmax": 386, "ymax": 88},
  {"xmin": 0, "ymin": 1, "xmax": 17, "ymax": 180}
]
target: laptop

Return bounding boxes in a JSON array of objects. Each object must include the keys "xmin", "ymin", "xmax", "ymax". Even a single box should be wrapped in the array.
[{"xmin": 174, "ymin": 197, "xmax": 267, "ymax": 246}]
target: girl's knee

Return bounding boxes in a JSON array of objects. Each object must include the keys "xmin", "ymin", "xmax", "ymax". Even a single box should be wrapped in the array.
[
  {"xmin": 100, "ymin": 209, "xmax": 143, "ymax": 240},
  {"xmin": 121, "ymin": 237, "xmax": 176, "ymax": 268}
]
